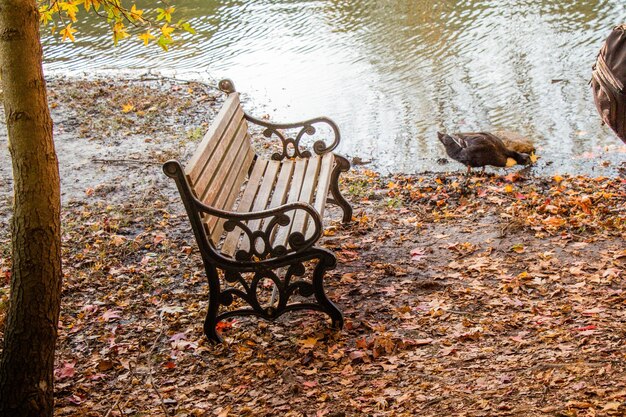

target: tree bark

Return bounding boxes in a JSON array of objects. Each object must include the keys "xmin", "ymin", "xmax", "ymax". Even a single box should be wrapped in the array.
[{"xmin": 0, "ymin": 1, "xmax": 62, "ymax": 416}]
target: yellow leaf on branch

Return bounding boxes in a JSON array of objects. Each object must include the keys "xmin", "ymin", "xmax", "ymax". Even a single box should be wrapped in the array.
[
  {"xmin": 83, "ymin": 0, "xmax": 102, "ymax": 12},
  {"xmin": 156, "ymin": 6, "xmax": 175, "ymax": 23},
  {"xmin": 39, "ymin": 5, "xmax": 53, "ymax": 24},
  {"xmin": 157, "ymin": 35, "xmax": 172, "ymax": 51},
  {"xmin": 59, "ymin": 24, "xmax": 77, "ymax": 42},
  {"xmin": 160, "ymin": 23, "xmax": 175, "ymax": 40},
  {"xmin": 138, "ymin": 31, "xmax": 156, "ymax": 46},
  {"xmin": 112, "ymin": 22, "xmax": 130, "ymax": 45},
  {"xmin": 59, "ymin": 1, "xmax": 79, "ymax": 22},
  {"xmin": 129, "ymin": 4, "xmax": 144, "ymax": 22}
]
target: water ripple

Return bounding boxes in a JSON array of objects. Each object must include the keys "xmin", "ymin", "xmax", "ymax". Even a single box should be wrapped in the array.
[{"xmin": 42, "ymin": 0, "xmax": 626, "ymax": 175}]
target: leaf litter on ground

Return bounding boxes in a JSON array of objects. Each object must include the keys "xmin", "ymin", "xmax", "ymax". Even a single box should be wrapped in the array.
[{"xmin": 0, "ymin": 78, "xmax": 624, "ymax": 416}]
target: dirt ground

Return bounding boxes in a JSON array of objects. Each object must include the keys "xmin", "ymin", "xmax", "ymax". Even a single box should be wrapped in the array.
[{"xmin": 0, "ymin": 78, "xmax": 625, "ymax": 417}]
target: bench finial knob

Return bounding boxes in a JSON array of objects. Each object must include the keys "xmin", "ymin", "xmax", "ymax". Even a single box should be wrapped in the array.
[{"xmin": 218, "ymin": 79, "xmax": 236, "ymax": 94}]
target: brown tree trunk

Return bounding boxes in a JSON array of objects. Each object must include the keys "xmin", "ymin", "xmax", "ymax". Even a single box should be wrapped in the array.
[{"xmin": 0, "ymin": 1, "xmax": 62, "ymax": 416}]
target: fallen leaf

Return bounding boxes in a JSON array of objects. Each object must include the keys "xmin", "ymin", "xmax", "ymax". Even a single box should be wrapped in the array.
[
  {"xmin": 153, "ymin": 233, "xmax": 166, "ymax": 245},
  {"xmin": 160, "ymin": 306, "xmax": 184, "ymax": 315},
  {"xmin": 101, "ymin": 310, "xmax": 121, "ymax": 322},
  {"xmin": 511, "ymin": 243, "xmax": 525, "ymax": 254},
  {"xmin": 97, "ymin": 359, "xmax": 115, "ymax": 372},
  {"xmin": 303, "ymin": 380, "xmax": 318, "ymax": 388},
  {"xmin": 110, "ymin": 234, "xmax": 125, "ymax": 246},
  {"xmin": 56, "ymin": 362, "xmax": 75, "ymax": 379},
  {"xmin": 298, "ymin": 337, "xmax": 318, "ymax": 349},
  {"xmin": 582, "ymin": 307, "xmax": 603, "ymax": 315},
  {"xmin": 410, "ymin": 247, "xmax": 427, "ymax": 262},
  {"xmin": 603, "ymin": 401, "xmax": 622, "ymax": 411}
]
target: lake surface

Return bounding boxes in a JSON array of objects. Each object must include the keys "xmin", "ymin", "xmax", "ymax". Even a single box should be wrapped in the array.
[{"xmin": 42, "ymin": 0, "xmax": 626, "ymax": 175}]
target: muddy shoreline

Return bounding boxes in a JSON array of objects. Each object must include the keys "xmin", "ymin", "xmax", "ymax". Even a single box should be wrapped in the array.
[{"xmin": 1, "ymin": 76, "xmax": 624, "ymax": 221}]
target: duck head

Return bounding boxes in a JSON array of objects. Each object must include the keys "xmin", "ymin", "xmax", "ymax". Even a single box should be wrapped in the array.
[
  {"xmin": 437, "ymin": 132, "xmax": 460, "ymax": 147},
  {"xmin": 506, "ymin": 152, "xmax": 532, "ymax": 167},
  {"xmin": 515, "ymin": 152, "xmax": 532, "ymax": 165}
]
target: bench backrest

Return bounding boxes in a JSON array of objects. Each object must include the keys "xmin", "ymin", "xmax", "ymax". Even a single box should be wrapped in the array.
[{"xmin": 184, "ymin": 92, "xmax": 255, "ymax": 242}]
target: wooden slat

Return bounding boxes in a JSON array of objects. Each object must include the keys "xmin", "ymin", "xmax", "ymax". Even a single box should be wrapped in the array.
[
  {"xmin": 257, "ymin": 159, "xmax": 294, "ymax": 255},
  {"xmin": 182, "ymin": 94, "xmax": 341, "ymax": 254},
  {"xmin": 209, "ymin": 147, "xmax": 256, "ymax": 243},
  {"xmin": 194, "ymin": 114, "xmax": 247, "ymax": 202},
  {"xmin": 291, "ymin": 155, "xmax": 322, "ymax": 239},
  {"xmin": 307, "ymin": 153, "xmax": 334, "ymax": 239},
  {"xmin": 312, "ymin": 153, "xmax": 334, "ymax": 215},
  {"xmin": 267, "ymin": 159, "xmax": 295, "ymax": 210},
  {"xmin": 238, "ymin": 160, "xmax": 281, "ymax": 253},
  {"xmin": 205, "ymin": 139, "xmax": 255, "ymax": 237},
  {"xmin": 185, "ymin": 93, "xmax": 241, "ymax": 185},
  {"xmin": 199, "ymin": 121, "xmax": 249, "ymax": 207},
  {"xmin": 272, "ymin": 158, "xmax": 309, "ymax": 249},
  {"xmin": 220, "ymin": 159, "xmax": 269, "ymax": 256}
]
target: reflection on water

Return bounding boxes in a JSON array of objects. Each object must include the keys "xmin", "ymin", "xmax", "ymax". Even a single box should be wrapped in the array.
[{"xmin": 43, "ymin": 0, "xmax": 626, "ymax": 174}]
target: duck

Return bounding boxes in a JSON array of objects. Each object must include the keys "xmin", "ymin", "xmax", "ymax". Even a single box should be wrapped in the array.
[
  {"xmin": 492, "ymin": 130, "xmax": 536, "ymax": 154},
  {"xmin": 437, "ymin": 131, "xmax": 532, "ymax": 174}
]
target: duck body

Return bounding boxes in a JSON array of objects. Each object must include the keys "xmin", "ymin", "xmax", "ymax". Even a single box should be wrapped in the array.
[
  {"xmin": 437, "ymin": 131, "xmax": 531, "ymax": 170},
  {"xmin": 492, "ymin": 130, "xmax": 536, "ymax": 154}
]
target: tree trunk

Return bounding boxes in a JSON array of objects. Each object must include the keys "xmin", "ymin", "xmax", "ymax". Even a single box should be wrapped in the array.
[{"xmin": 0, "ymin": 1, "xmax": 62, "ymax": 416}]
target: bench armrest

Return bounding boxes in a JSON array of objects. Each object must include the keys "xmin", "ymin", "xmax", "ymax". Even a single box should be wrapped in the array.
[
  {"xmin": 244, "ymin": 114, "xmax": 341, "ymax": 161},
  {"xmin": 218, "ymin": 78, "xmax": 341, "ymax": 161},
  {"xmin": 196, "ymin": 199, "xmax": 323, "ymax": 261}
]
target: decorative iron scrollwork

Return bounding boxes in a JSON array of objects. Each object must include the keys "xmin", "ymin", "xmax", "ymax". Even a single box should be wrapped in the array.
[
  {"xmin": 216, "ymin": 205, "xmax": 321, "ymax": 262},
  {"xmin": 245, "ymin": 114, "xmax": 341, "ymax": 161},
  {"xmin": 204, "ymin": 249, "xmax": 343, "ymax": 338},
  {"xmin": 162, "ymin": 159, "xmax": 325, "ymax": 264},
  {"xmin": 218, "ymin": 263, "xmax": 311, "ymax": 318}
]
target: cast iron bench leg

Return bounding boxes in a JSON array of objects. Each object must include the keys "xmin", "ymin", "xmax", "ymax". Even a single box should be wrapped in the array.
[
  {"xmin": 203, "ymin": 265, "xmax": 223, "ymax": 343},
  {"xmin": 312, "ymin": 251, "xmax": 344, "ymax": 329},
  {"xmin": 329, "ymin": 155, "xmax": 353, "ymax": 223}
]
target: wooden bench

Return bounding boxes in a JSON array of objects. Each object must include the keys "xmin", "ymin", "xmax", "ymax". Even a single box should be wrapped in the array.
[{"xmin": 163, "ymin": 79, "xmax": 352, "ymax": 342}]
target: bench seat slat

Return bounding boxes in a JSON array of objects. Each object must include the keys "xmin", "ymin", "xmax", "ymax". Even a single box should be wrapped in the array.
[
  {"xmin": 307, "ymin": 153, "xmax": 335, "ymax": 239},
  {"xmin": 271, "ymin": 158, "xmax": 310, "ymax": 250},
  {"xmin": 290, "ymin": 155, "xmax": 322, "ymax": 239},
  {"xmin": 313, "ymin": 153, "xmax": 334, "ymax": 215},
  {"xmin": 221, "ymin": 159, "xmax": 269, "ymax": 256},
  {"xmin": 210, "ymin": 147, "xmax": 256, "ymax": 243},
  {"xmin": 267, "ymin": 159, "xmax": 295, "ymax": 210},
  {"xmin": 185, "ymin": 94, "xmax": 242, "ymax": 185},
  {"xmin": 238, "ymin": 160, "xmax": 281, "ymax": 253}
]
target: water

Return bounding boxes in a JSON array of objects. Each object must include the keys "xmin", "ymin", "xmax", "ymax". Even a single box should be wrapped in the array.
[{"xmin": 42, "ymin": 0, "xmax": 626, "ymax": 175}]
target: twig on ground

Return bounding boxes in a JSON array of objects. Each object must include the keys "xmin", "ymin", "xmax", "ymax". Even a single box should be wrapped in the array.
[
  {"xmin": 422, "ymin": 396, "xmax": 449, "ymax": 408},
  {"xmin": 147, "ymin": 314, "xmax": 171, "ymax": 417},
  {"xmin": 103, "ymin": 360, "xmax": 138, "ymax": 417},
  {"xmin": 445, "ymin": 309, "xmax": 481, "ymax": 317},
  {"xmin": 91, "ymin": 158, "xmax": 161, "ymax": 166}
]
